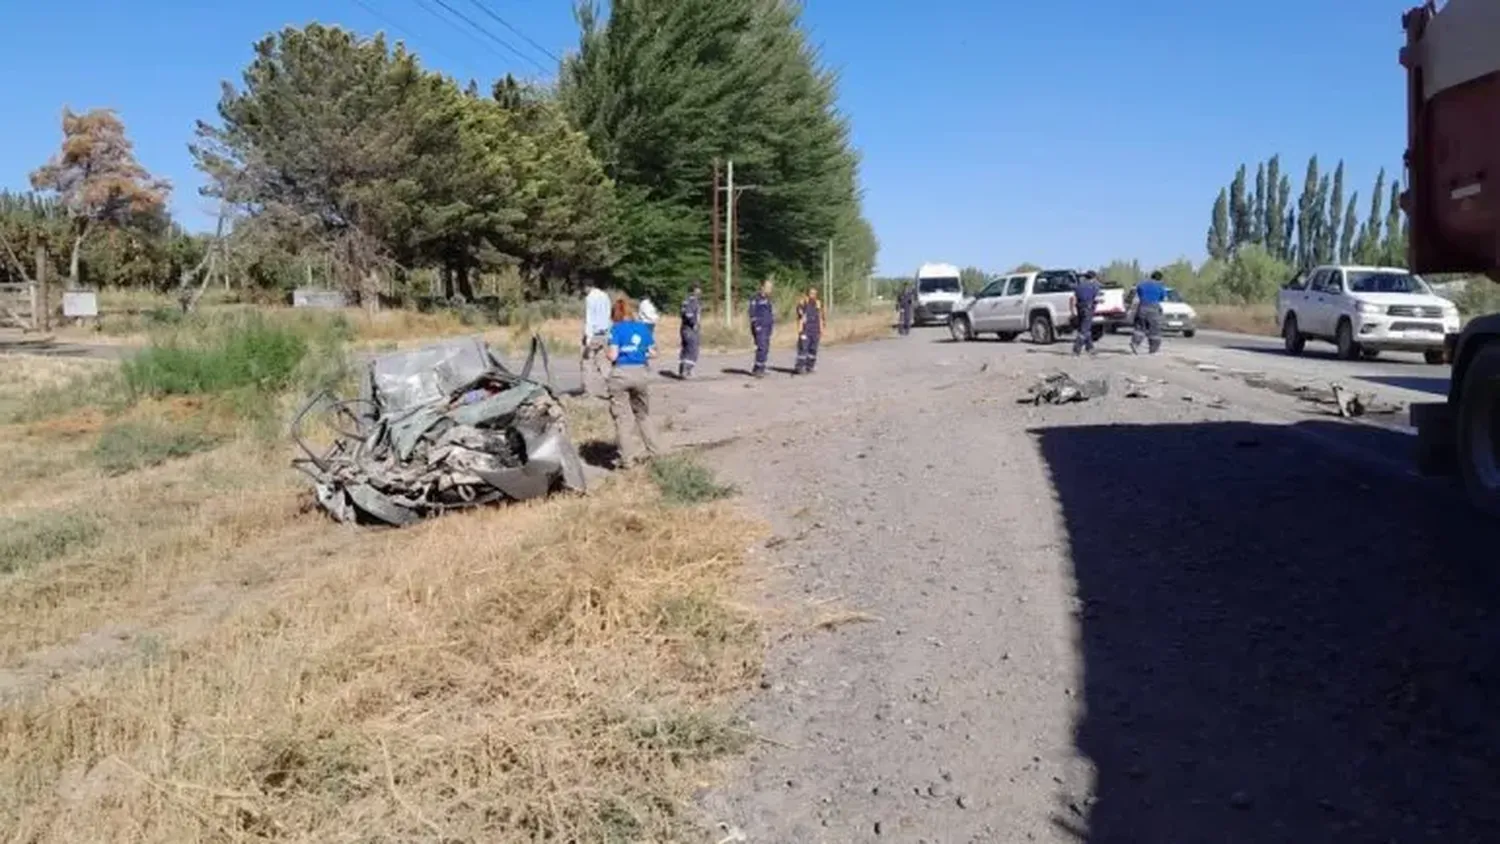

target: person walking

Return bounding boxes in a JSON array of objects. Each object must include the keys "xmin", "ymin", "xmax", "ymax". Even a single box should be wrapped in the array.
[
  {"xmin": 1072, "ymin": 270, "xmax": 1102, "ymax": 356},
  {"xmin": 678, "ymin": 283, "xmax": 702, "ymax": 379},
  {"xmin": 748, "ymin": 278, "xmax": 775, "ymax": 378},
  {"xmin": 794, "ymin": 285, "xmax": 826, "ymax": 375},
  {"xmin": 897, "ymin": 284, "xmax": 914, "ymax": 335},
  {"xmin": 605, "ymin": 297, "xmax": 661, "ymax": 467},
  {"xmin": 1131, "ymin": 270, "xmax": 1169, "ymax": 354},
  {"xmin": 581, "ymin": 282, "xmax": 612, "ymax": 397}
]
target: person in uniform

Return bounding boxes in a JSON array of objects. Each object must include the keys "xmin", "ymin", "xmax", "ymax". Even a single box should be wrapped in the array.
[
  {"xmin": 605, "ymin": 297, "xmax": 661, "ymax": 467},
  {"xmin": 748, "ymin": 278, "xmax": 775, "ymax": 377},
  {"xmin": 794, "ymin": 286, "xmax": 826, "ymax": 375},
  {"xmin": 897, "ymin": 284, "xmax": 914, "ymax": 335},
  {"xmin": 581, "ymin": 282, "xmax": 612, "ymax": 397},
  {"xmin": 1131, "ymin": 270, "xmax": 1169, "ymax": 354},
  {"xmin": 1072, "ymin": 270, "xmax": 1102, "ymax": 356},
  {"xmin": 678, "ymin": 282, "xmax": 702, "ymax": 379}
]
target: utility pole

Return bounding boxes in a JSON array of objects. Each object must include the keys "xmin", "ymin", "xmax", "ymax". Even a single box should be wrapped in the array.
[
  {"xmin": 711, "ymin": 158, "xmax": 721, "ymax": 319},
  {"xmin": 827, "ymin": 238, "xmax": 835, "ymax": 317},
  {"xmin": 716, "ymin": 159, "xmax": 760, "ymax": 327}
]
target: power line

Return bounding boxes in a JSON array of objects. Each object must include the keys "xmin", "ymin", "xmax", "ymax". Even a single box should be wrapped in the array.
[
  {"xmin": 346, "ymin": 0, "xmax": 421, "ymax": 44},
  {"xmin": 407, "ymin": 0, "xmax": 525, "ymax": 66},
  {"xmin": 418, "ymin": 0, "xmax": 549, "ymax": 73},
  {"xmin": 458, "ymin": 0, "xmax": 561, "ymax": 65}
]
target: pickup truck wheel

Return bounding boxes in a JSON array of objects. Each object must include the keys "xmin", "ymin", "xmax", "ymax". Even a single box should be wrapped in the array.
[
  {"xmin": 1029, "ymin": 313, "xmax": 1055, "ymax": 345},
  {"xmin": 1425, "ymin": 349, "xmax": 1447, "ymax": 365},
  {"xmin": 1360, "ymin": 348, "xmax": 1381, "ymax": 360},
  {"xmin": 1182, "ymin": 329, "xmax": 1197, "ymax": 339},
  {"xmin": 949, "ymin": 315, "xmax": 972, "ymax": 342},
  {"xmin": 1335, "ymin": 319, "xmax": 1361, "ymax": 360},
  {"xmin": 996, "ymin": 332, "xmax": 1017, "ymax": 342},
  {"xmin": 1282, "ymin": 313, "xmax": 1305, "ymax": 355},
  {"xmin": 1456, "ymin": 344, "xmax": 1500, "ymax": 516}
]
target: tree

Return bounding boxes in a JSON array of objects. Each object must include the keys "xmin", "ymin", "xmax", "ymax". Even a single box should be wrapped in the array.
[
  {"xmin": 1229, "ymin": 165, "xmax": 1250, "ymax": 249},
  {"xmin": 1098, "ymin": 258, "xmax": 1142, "ymax": 285},
  {"xmin": 1009, "ymin": 262, "xmax": 1042, "ymax": 273},
  {"xmin": 1264, "ymin": 155, "xmax": 1284, "ymax": 256},
  {"xmin": 1273, "ymin": 169, "xmax": 1292, "ymax": 261},
  {"xmin": 1312, "ymin": 173, "xmax": 1331, "ymax": 264},
  {"xmin": 1381, "ymin": 177, "xmax": 1406, "ymax": 266},
  {"xmin": 1339, "ymin": 192, "xmax": 1359, "ymax": 264},
  {"xmin": 1251, "ymin": 162, "xmax": 1267, "ymax": 245},
  {"xmin": 1327, "ymin": 161, "xmax": 1345, "ymax": 265},
  {"xmin": 1295, "ymin": 155, "xmax": 1320, "ymax": 269},
  {"xmin": 959, "ymin": 265, "xmax": 988, "ymax": 293},
  {"xmin": 1284, "ymin": 206, "xmax": 1296, "ymax": 264},
  {"xmin": 1355, "ymin": 168, "xmax": 1386, "ymax": 264},
  {"xmin": 1222, "ymin": 243, "xmax": 1292, "ymax": 304},
  {"xmin": 29, "ymin": 108, "xmax": 170, "ymax": 289},
  {"xmin": 1207, "ymin": 188, "xmax": 1230, "ymax": 260}
]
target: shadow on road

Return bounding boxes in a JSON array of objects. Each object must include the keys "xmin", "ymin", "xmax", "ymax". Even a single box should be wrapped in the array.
[
  {"xmin": 1358, "ymin": 374, "xmax": 1451, "ymax": 397},
  {"xmin": 1223, "ymin": 344, "xmax": 1436, "ymax": 368},
  {"xmin": 1034, "ymin": 419, "xmax": 1500, "ymax": 842}
]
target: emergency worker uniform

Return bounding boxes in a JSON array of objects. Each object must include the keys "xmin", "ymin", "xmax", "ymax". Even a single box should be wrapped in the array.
[
  {"xmin": 794, "ymin": 294, "xmax": 825, "ymax": 374},
  {"xmin": 679, "ymin": 292, "xmax": 701, "ymax": 378},
  {"xmin": 748, "ymin": 291, "xmax": 774, "ymax": 376}
]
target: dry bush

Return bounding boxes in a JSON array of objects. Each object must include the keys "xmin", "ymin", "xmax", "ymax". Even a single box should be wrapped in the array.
[
  {"xmin": 1194, "ymin": 303, "xmax": 1278, "ymax": 336},
  {"xmin": 0, "ymin": 470, "xmax": 763, "ymax": 842}
]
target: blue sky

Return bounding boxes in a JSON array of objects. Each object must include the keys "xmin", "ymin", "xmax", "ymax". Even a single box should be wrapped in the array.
[{"xmin": 0, "ymin": 0, "xmax": 1413, "ymax": 275}]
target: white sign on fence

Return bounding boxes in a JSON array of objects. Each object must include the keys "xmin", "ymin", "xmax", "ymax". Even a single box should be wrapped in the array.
[{"xmin": 61, "ymin": 291, "xmax": 99, "ymax": 318}]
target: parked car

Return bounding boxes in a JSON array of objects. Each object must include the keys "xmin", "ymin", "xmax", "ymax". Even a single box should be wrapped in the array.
[
  {"xmin": 1275, "ymin": 264, "xmax": 1460, "ymax": 363},
  {"xmin": 948, "ymin": 269, "xmax": 1101, "ymax": 344},
  {"xmin": 1117, "ymin": 286, "xmax": 1198, "ymax": 337}
]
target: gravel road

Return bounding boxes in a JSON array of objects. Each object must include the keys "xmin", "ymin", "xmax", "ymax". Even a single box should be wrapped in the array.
[{"xmin": 619, "ymin": 327, "xmax": 1500, "ymax": 843}]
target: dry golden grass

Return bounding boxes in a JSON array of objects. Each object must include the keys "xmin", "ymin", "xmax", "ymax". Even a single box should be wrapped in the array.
[
  {"xmin": 0, "ymin": 353, "xmax": 767, "ymax": 842},
  {"xmin": 1194, "ymin": 303, "xmax": 1278, "ymax": 336}
]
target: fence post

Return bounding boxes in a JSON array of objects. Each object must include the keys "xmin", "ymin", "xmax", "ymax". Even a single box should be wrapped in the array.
[{"xmin": 34, "ymin": 245, "xmax": 48, "ymax": 332}]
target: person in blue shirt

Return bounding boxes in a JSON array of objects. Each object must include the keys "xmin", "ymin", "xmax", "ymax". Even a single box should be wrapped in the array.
[
  {"xmin": 748, "ymin": 278, "xmax": 775, "ymax": 377},
  {"xmin": 1130, "ymin": 270, "xmax": 1169, "ymax": 354},
  {"xmin": 1072, "ymin": 270, "xmax": 1102, "ymax": 356},
  {"xmin": 606, "ymin": 297, "xmax": 661, "ymax": 466},
  {"xmin": 678, "ymin": 283, "xmax": 702, "ymax": 379}
]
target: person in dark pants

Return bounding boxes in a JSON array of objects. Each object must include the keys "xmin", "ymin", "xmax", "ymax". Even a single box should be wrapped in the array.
[
  {"xmin": 678, "ymin": 282, "xmax": 701, "ymax": 378},
  {"xmin": 748, "ymin": 278, "xmax": 775, "ymax": 377},
  {"xmin": 897, "ymin": 284, "xmax": 914, "ymax": 335},
  {"xmin": 1131, "ymin": 270, "xmax": 1168, "ymax": 354},
  {"xmin": 794, "ymin": 286, "xmax": 825, "ymax": 374},
  {"xmin": 1072, "ymin": 270, "xmax": 1101, "ymax": 356}
]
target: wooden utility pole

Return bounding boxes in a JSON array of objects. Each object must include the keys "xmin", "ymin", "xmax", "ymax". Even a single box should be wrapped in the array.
[
  {"xmin": 35, "ymin": 245, "xmax": 48, "ymax": 332},
  {"xmin": 711, "ymin": 159, "xmax": 721, "ymax": 317},
  {"xmin": 723, "ymin": 159, "xmax": 734, "ymax": 327}
]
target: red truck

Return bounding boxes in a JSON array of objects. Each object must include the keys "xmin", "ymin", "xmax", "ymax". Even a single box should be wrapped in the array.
[{"xmin": 1401, "ymin": 0, "xmax": 1500, "ymax": 515}]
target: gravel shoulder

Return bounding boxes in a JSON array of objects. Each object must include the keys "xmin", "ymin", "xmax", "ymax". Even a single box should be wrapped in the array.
[{"xmin": 642, "ymin": 330, "xmax": 1500, "ymax": 843}]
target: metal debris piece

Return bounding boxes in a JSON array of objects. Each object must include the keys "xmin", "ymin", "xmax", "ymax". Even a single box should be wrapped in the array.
[
  {"xmin": 1021, "ymin": 372, "xmax": 1109, "ymax": 405},
  {"xmin": 1330, "ymin": 383, "xmax": 1366, "ymax": 418},
  {"xmin": 292, "ymin": 335, "xmax": 586, "ymax": 526},
  {"xmin": 1123, "ymin": 375, "xmax": 1157, "ymax": 399}
]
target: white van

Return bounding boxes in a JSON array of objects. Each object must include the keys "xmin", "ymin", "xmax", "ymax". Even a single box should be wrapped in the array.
[{"xmin": 913, "ymin": 262, "xmax": 965, "ymax": 325}]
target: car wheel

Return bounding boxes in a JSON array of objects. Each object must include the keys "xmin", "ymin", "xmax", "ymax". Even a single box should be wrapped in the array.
[
  {"xmin": 1425, "ymin": 349, "xmax": 1447, "ymax": 366},
  {"xmin": 1336, "ymin": 318, "xmax": 1360, "ymax": 360},
  {"xmin": 1456, "ymin": 344, "xmax": 1500, "ymax": 516},
  {"xmin": 949, "ymin": 315, "xmax": 972, "ymax": 342},
  {"xmin": 1182, "ymin": 329, "xmax": 1197, "ymax": 339},
  {"xmin": 1282, "ymin": 313, "xmax": 1305, "ymax": 356},
  {"xmin": 997, "ymin": 332, "xmax": 1017, "ymax": 342},
  {"xmin": 1360, "ymin": 348, "xmax": 1381, "ymax": 360},
  {"xmin": 1029, "ymin": 313, "xmax": 1055, "ymax": 345}
]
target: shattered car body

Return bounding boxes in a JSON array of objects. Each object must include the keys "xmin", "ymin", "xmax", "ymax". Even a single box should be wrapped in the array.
[{"xmin": 293, "ymin": 336, "xmax": 586, "ymax": 526}]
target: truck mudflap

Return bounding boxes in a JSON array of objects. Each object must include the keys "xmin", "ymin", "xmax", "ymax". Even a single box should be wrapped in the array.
[{"xmin": 1412, "ymin": 399, "xmax": 1457, "ymax": 475}]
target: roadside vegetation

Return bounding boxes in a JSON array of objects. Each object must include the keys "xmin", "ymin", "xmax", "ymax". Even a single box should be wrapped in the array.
[{"xmin": 0, "ymin": 313, "xmax": 766, "ymax": 839}]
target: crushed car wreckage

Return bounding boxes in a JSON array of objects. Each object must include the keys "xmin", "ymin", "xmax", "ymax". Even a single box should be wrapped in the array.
[{"xmin": 292, "ymin": 336, "xmax": 587, "ymax": 526}]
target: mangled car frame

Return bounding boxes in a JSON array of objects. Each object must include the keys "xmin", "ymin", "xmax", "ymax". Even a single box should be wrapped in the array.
[{"xmin": 293, "ymin": 336, "xmax": 587, "ymax": 526}]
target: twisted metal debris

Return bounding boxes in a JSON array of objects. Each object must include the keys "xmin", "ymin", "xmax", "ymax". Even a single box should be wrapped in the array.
[
  {"xmin": 292, "ymin": 336, "xmax": 586, "ymax": 526},
  {"xmin": 1020, "ymin": 372, "xmax": 1110, "ymax": 405}
]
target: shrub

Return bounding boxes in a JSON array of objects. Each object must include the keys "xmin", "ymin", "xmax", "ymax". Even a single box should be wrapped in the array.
[
  {"xmin": 92, "ymin": 419, "xmax": 223, "ymax": 475},
  {"xmin": 121, "ymin": 312, "xmax": 348, "ymax": 399},
  {"xmin": 0, "ymin": 512, "xmax": 102, "ymax": 574},
  {"xmin": 649, "ymin": 455, "xmax": 737, "ymax": 505}
]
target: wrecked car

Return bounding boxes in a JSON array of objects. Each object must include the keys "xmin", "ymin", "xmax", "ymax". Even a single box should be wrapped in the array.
[{"xmin": 292, "ymin": 336, "xmax": 586, "ymax": 526}]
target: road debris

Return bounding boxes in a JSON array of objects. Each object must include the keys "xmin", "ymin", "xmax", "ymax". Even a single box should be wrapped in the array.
[
  {"xmin": 1330, "ymin": 383, "xmax": 1365, "ymax": 418},
  {"xmin": 1123, "ymin": 375, "xmax": 1158, "ymax": 399},
  {"xmin": 1020, "ymin": 372, "xmax": 1109, "ymax": 405},
  {"xmin": 292, "ymin": 336, "xmax": 586, "ymax": 526}
]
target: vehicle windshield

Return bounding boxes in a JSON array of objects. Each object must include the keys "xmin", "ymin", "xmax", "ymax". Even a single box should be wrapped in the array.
[
  {"xmin": 1346, "ymin": 271, "xmax": 1431, "ymax": 294},
  {"xmin": 918, "ymin": 276, "xmax": 961, "ymax": 294},
  {"xmin": 1164, "ymin": 288, "xmax": 1183, "ymax": 303}
]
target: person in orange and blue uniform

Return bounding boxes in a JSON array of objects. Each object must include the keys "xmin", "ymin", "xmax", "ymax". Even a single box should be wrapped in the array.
[{"xmin": 794, "ymin": 286, "xmax": 826, "ymax": 375}]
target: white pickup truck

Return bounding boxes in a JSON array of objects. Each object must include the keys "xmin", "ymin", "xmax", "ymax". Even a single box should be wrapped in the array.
[
  {"xmin": 1276, "ymin": 264, "xmax": 1460, "ymax": 363},
  {"xmin": 948, "ymin": 269, "xmax": 1103, "ymax": 344}
]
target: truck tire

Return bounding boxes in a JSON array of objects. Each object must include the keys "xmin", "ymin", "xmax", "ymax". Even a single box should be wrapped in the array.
[
  {"xmin": 1030, "ymin": 313, "xmax": 1055, "ymax": 345},
  {"xmin": 1456, "ymin": 344, "xmax": 1500, "ymax": 516},
  {"xmin": 949, "ymin": 315, "xmax": 973, "ymax": 342},
  {"xmin": 1425, "ymin": 349, "xmax": 1446, "ymax": 365},
  {"xmin": 1282, "ymin": 313, "xmax": 1305, "ymax": 356},
  {"xmin": 1182, "ymin": 328, "xmax": 1197, "ymax": 338},
  {"xmin": 1335, "ymin": 318, "xmax": 1361, "ymax": 361}
]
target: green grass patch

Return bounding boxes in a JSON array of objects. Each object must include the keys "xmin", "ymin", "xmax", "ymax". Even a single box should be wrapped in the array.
[
  {"xmin": 0, "ymin": 512, "xmax": 103, "ymax": 575},
  {"xmin": 648, "ymin": 456, "xmax": 736, "ymax": 506},
  {"xmin": 122, "ymin": 311, "xmax": 351, "ymax": 400},
  {"xmin": 92, "ymin": 419, "xmax": 224, "ymax": 475},
  {"xmin": 3, "ymin": 369, "xmax": 127, "ymax": 424}
]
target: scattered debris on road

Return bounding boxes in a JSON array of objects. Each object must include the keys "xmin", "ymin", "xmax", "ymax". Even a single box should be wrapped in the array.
[
  {"xmin": 292, "ymin": 336, "xmax": 586, "ymax": 526},
  {"xmin": 1123, "ymin": 375, "xmax": 1159, "ymax": 399},
  {"xmin": 1020, "ymin": 372, "xmax": 1109, "ymax": 405},
  {"xmin": 1330, "ymin": 383, "xmax": 1366, "ymax": 418}
]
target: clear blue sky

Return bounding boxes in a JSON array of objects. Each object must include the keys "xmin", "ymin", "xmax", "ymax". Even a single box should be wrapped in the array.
[{"xmin": 0, "ymin": 0, "xmax": 1414, "ymax": 276}]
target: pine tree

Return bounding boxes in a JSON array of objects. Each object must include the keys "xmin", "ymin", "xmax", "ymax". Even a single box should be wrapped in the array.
[
  {"xmin": 1328, "ymin": 161, "xmax": 1345, "ymax": 264},
  {"xmin": 1229, "ymin": 164, "xmax": 1250, "ymax": 249},
  {"xmin": 1339, "ymin": 192, "xmax": 1359, "ymax": 263},
  {"xmin": 1296, "ymin": 156, "xmax": 1320, "ymax": 269},
  {"xmin": 1207, "ymin": 188, "xmax": 1230, "ymax": 260},
  {"xmin": 1252, "ymin": 162, "xmax": 1267, "ymax": 245}
]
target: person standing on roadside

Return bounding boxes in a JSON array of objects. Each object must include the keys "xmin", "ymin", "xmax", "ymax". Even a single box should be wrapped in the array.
[
  {"xmin": 1131, "ymin": 270, "xmax": 1169, "ymax": 354},
  {"xmin": 897, "ymin": 284, "xmax": 914, "ymax": 335},
  {"xmin": 678, "ymin": 282, "xmax": 702, "ymax": 379},
  {"xmin": 748, "ymin": 278, "xmax": 775, "ymax": 378},
  {"xmin": 793, "ymin": 285, "xmax": 826, "ymax": 375},
  {"xmin": 581, "ymin": 282, "xmax": 612, "ymax": 397},
  {"xmin": 1072, "ymin": 270, "xmax": 1102, "ymax": 356},
  {"xmin": 606, "ymin": 297, "xmax": 661, "ymax": 467}
]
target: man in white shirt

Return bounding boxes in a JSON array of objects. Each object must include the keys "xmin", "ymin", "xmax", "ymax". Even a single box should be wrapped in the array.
[{"xmin": 581, "ymin": 284, "xmax": 612, "ymax": 397}]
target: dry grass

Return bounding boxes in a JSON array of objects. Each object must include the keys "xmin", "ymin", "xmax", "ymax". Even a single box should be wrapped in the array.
[
  {"xmin": 0, "ymin": 352, "xmax": 767, "ymax": 842},
  {"xmin": 1194, "ymin": 303, "xmax": 1278, "ymax": 336}
]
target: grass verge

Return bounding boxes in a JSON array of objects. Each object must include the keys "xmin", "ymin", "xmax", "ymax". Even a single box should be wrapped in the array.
[
  {"xmin": 91, "ymin": 419, "xmax": 224, "ymax": 476},
  {"xmin": 651, "ymin": 455, "xmax": 739, "ymax": 506},
  {"xmin": 1194, "ymin": 303, "xmax": 1278, "ymax": 336}
]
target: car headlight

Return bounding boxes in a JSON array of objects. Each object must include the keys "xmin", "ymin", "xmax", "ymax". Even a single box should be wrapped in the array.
[{"xmin": 1357, "ymin": 301, "xmax": 1383, "ymax": 315}]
